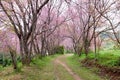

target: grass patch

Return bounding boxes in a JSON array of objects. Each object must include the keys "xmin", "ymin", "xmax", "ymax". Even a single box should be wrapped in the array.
[
  {"xmin": 66, "ymin": 54, "xmax": 105, "ymax": 80},
  {"xmin": 0, "ymin": 54, "xmax": 60, "ymax": 80},
  {"xmin": 21, "ymin": 54, "xmax": 60, "ymax": 80},
  {"xmin": 14, "ymin": 62, "xmax": 23, "ymax": 73},
  {"xmin": 99, "ymin": 50, "xmax": 120, "ymax": 56},
  {"xmin": 84, "ymin": 50, "xmax": 120, "ymax": 67},
  {"xmin": 0, "ymin": 65, "xmax": 3, "ymax": 71}
]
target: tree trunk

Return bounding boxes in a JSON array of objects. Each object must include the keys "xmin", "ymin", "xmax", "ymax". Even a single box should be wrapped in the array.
[
  {"xmin": 9, "ymin": 47, "xmax": 17, "ymax": 69},
  {"xmin": 10, "ymin": 53, "xmax": 17, "ymax": 69},
  {"xmin": 84, "ymin": 42, "xmax": 89, "ymax": 57},
  {"xmin": 19, "ymin": 38, "xmax": 31, "ymax": 66}
]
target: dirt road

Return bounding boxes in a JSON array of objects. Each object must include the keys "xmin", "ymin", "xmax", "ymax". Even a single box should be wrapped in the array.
[{"xmin": 53, "ymin": 54, "xmax": 82, "ymax": 80}]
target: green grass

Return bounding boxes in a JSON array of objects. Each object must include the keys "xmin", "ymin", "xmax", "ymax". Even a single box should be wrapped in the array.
[
  {"xmin": 66, "ymin": 50, "xmax": 120, "ymax": 80},
  {"xmin": 0, "ymin": 54, "xmax": 75, "ymax": 80},
  {"xmin": 0, "ymin": 65, "xmax": 3, "ymax": 71},
  {"xmin": 66, "ymin": 54, "xmax": 105, "ymax": 80},
  {"xmin": 99, "ymin": 50, "xmax": 120, "ymax": 56},
  {"xmin": 0, "ymin": 55, "xmax": 60, "ymax": 80},
  {"xmin": 21, "ymin": 54, "xmax": 75, "ymax": 80},
  {"xmin": 84, "ymin": 50, "xmax": 120, "ymax": 67},
  {"xmin": 21, "ymin": 54, "xmax": 60, "ymax": 80}
]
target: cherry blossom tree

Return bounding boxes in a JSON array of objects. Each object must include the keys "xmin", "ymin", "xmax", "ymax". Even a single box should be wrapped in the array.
[{"xmin": 0, "ymin": 0, "xmax": 50, "ymax": 65}]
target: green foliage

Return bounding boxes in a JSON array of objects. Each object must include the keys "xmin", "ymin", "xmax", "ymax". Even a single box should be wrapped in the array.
[
  {"xmin": 0, "ymin": 53, "xmax": 11, "ymax": 67},
  {"xmin": 79, "ymin": 49, "xmax": 93, "ymax": 55},
  {"xmin": 0, "ymin": 53, "xmax": 4, "ymax": 65},
  {"xmin": 14, "ymin": 62, "xmax": 22, "ymax": 73},
  {"xmin": 99, "ymin": 50, "xmax": 120, "ymax": 55},
  {"xmin": 2, "ymin": 58, "xmax": 12, "ymax": 67},
  {"xmin": 65, "ymin": 49, "xmax": 74, "ymax": 53},
  {"xmin": 2, "ymin": 59, "xmax": 7, "ymax": 67},
  {"xmin": 81, "ymin": 50, "xmax": 120, "ymax": 67},
  {"xmin": 17, "ymin": 56, "xmax": 21, "ymax": 62},
  {"xmin": 98, "ymin": 53, "xmax": 120, "ymax": 67},
  {"xmin": 53, "ymin": 46, "xmax": 64, "ymax": 54},
  {"xmin": 0, "ymin": 53, "xmax": 22, "ymax": 69},
  {"xmin": 113, "ymin": 44, "xmax": 120, "ymax": 50}
]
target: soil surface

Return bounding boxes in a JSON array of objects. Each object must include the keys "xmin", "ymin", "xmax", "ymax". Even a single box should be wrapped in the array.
[{"xmin": 54, "ymin": 54, "xmax": 82, "ymax": 80}]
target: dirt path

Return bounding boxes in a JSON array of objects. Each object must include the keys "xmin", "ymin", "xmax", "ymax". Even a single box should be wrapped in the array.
[{"xmin": 54, "ymin": 54, "xmax": 82, "ymax": 80}]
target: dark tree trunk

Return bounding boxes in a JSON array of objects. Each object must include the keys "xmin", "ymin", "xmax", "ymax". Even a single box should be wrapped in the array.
[
  {"xmin": 19, "ymin": 37, "xmax": 31, "ymax": 66},
  {"xmin": 84, "ymin": 41, "xmax": 90, "ymax": 57},
  {"xmin": 9, "ymin": 47, "xmax": 17, "ymax": 69}
]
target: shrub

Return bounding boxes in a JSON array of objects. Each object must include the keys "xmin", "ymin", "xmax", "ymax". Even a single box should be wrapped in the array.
[
  {"xmin": 116, "ymin": 57, "xmax": 120, "ymax": 66},
  {"xmin": 3, "ymin": 58, "xmax": 8, "ymax": 67},
  {"xmin": 17, "ymin": 56, "xmax": 21, "ymax": 62},
  {"xmin": 0, "ymin": 53, "xmax": 13, "ymax": 67},
  {"xmin": 53, "ymin": 46, "xmax": 64, "ymax": 54},
  {"xmin": 66, "ymin": 50, "xmax": 73, "ymax": 53},
  {"xmin": 0, "ymin": 55, "xmax": 3, "ymax": 64},
  {"xmin": 113, "ymin": 45, "xmax": 120, "ymax": 50}
]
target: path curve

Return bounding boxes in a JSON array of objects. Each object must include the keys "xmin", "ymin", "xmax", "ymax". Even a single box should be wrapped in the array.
[{"xmin": 54, "ymin": 54, "xmax": 82, "ymax": 80}]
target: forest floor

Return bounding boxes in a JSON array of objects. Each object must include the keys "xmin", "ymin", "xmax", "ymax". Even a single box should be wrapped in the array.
[{"xmin": 0, "ymin": 54, "xmax": 104, "ymax": 80}]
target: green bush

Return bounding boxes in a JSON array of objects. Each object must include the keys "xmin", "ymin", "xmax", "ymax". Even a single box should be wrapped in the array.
[
  {"xmin": 0, "ymin": 54, "xmax": 3, "ymax": 64},
  {"xmin": 3, "ymin": 59, "xmax": 8, "ymax": 67},
  {"xmin": 87, "ymin": 52, "xmax": 120, "ymax": 67},
  {"xmin": 116, "ymin": 57, "xmax": 120, "ymax": 66},
  {"xmin": 0, "ymin": 53, "xmax": 13, "ymax": 67},
  {"xmin": 17, "ymin": 56, "xmax": 21, "ymax": 62},
  {"xmin": 113, "ymin": 44, "xmax": 120, "ymax": 50},
  {"xmin": 80, "ymin": 50, "xmax": 120, "ymax": 67},
  {"xmin": 14, "ymin": 62, "xmax": 22, "ymax": 73},
  {"xmin": 0, "ymin": 57, "xmax": 3, "ymax": 64},
  {"xmin": 65, "ymin": 50, "xmax": 71, "ymax": 53},
  {"xmin": 53, "ymin": 46, "xmax": 64, "ymax": 54}
]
